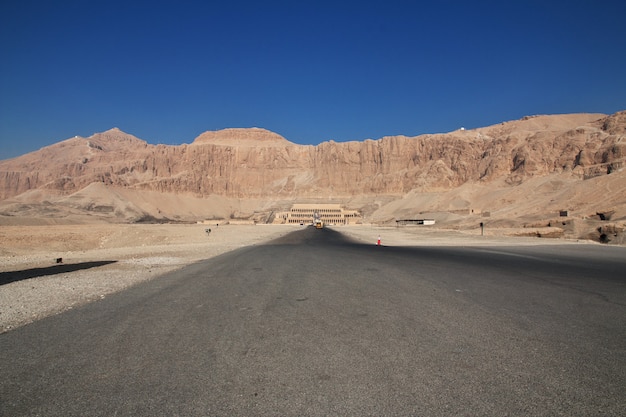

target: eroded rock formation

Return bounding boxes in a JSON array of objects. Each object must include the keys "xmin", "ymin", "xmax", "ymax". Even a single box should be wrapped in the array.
[{"xmin": 1, "ymin": 112, "xmax": 624, "ymax": 203}]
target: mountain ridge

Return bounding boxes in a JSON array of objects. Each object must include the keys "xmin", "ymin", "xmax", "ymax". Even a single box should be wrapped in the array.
[
  {"xmin": 1, "ymin": 112, "xmax": 623, "ymax": 201},
  {"xmin": 1, "ymin": 111, "xmax": 624, "ymax": 243}
]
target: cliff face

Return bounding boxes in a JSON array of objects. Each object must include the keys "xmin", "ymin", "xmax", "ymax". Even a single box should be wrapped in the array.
[{"xmin": 1, "ymin": 112, "xmax": 625, "ymax": 202}]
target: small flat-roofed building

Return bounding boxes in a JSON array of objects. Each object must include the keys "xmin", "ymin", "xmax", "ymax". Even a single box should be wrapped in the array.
[{"xmin": 395, "ymin": 219, "xmax": 436, "ymax": 226}]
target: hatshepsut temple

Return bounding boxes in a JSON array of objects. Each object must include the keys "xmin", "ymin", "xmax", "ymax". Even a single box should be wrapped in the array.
[{"xmin": 274, "ymin": 203, "xmax": 362, "ymax": 225}]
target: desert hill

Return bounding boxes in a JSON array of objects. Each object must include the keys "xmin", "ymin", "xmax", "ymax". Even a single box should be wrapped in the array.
[
  {"xmin": 1, "ymin": 112, "xmax": 625, "ymax": 243},
  {"xmin": 192, "ymin": 127, "xmax": 293, "ymax": 147}
]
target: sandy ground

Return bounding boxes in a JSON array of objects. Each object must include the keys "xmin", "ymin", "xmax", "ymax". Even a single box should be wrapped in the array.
[{"xmin": 0, "ymin": 223, "xmax": 596, "ymax": 333}]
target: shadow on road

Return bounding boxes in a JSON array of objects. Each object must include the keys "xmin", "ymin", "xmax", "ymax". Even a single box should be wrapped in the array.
[
  {"xmin": 0, "ymin": 261, "xmax": 118, "ymax": 286},
  {"xmin": 266, "ymin": 226, "xmax": 365, "ymax": 246}
]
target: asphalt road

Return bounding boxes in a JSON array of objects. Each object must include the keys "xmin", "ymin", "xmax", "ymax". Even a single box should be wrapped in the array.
[{"xmin": 1, "ymin": 227, "xmax": 625, "ymax": 416}]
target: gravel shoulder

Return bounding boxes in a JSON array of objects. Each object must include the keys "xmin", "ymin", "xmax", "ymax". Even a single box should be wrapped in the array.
[{"xmin": 0, "ymin": 224, "xmax": 294, "ymax": 333}]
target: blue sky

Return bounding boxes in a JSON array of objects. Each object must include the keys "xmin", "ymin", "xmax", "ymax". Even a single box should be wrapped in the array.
[{"xmin": 1, "ymin": 0, "xmax": 625, "ymax": 160}]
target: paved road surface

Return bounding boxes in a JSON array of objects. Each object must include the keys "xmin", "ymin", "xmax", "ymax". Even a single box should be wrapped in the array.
[{"xmin": 2, "ymin": 227, "xmax": 625, "ymax": 416}]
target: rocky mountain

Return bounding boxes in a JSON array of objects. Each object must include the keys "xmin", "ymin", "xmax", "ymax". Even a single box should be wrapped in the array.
[
  {"xmin": 1, "ymin": 112, "xmax": 625, "ymax": 241},
  {"xmin": 2, "ymin": 113, "xmax": 624, "ymax": 199}
]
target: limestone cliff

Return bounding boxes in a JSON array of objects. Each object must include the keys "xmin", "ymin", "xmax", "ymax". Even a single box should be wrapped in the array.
[{"xmin": 1, "ymin": 112, "xmax": 624, "ymax": 203}]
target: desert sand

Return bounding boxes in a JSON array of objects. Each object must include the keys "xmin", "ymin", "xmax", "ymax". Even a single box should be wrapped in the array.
[{"xmin": 0, "ymin": 223, "xmax": 596, "ymax": 334}]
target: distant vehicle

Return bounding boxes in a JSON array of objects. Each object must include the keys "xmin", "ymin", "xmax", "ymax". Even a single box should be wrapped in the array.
[{"xmin": 313, "ymin": 211, "xmax": 323, "ymax": 229}]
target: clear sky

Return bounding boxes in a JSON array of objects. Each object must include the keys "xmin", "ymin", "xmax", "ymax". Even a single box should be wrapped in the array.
[{"xmin": 1, "ymin": 0, "xmax": 625, "ymax": 160}]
